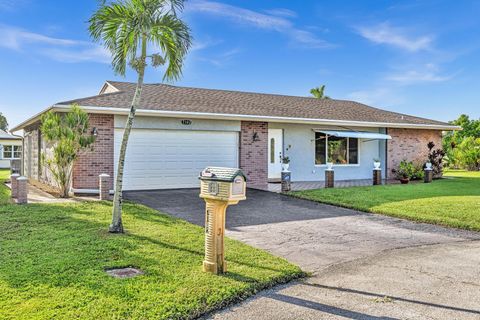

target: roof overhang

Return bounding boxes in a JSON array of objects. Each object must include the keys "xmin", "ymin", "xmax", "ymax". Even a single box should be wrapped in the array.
[
  {"xmin": 314, "ymin": 130, "xmax": 392, "ymax": 140},
  {"xmin": 11, "ymin": 104, "xmax": 462, "ymax": 132}
]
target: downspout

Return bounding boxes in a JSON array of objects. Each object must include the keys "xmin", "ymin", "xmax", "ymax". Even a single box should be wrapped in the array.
[{"xmin": 385, "ymin": 128, "xmax": 388, "ymax": 180}]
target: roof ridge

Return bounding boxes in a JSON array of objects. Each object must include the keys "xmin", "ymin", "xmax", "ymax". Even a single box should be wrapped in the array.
[
  {"xmin": 103, "ymin": 81, "xmax": 441, "ymax": 123},
  {"xmin": 56, "ymin": 90, "xmax": 127, "ymax": 106}
]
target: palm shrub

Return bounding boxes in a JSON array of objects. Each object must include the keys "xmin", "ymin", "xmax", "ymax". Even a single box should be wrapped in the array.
[
  {"xmin": 40, "ymin": 105, "xmax": 96, "ymax": 198},
  {"xmin": 89, "ymin": 0, "xmax": 192, "ymax": 233},
  {"xmin": 453, "ymin": 137, "xmax": 480, "ymax": 171}
]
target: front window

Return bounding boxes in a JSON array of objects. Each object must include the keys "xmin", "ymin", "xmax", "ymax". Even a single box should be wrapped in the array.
[
  {"xmin": 2, "ymin": 145, "xmax": 21, "ymax": 159},
  {"xmin": 315, "ymin": 133, "xmax": 359, "ymax": 165},
  {"xmin": 13, "ymin": 146, "xmax": 22, "ymax": 159}
]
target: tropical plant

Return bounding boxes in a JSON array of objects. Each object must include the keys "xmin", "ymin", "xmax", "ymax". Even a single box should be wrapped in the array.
[
  {"xmin": 40, "ymin": 105, "xmax": 96, "ymax": 198},
  {"xmin": 453, "ymin": 137, "xmax": 480, "ymax": 171},
  {"xmin": 427, "ymin": 141, "xmax": 445, "ymax": 178},
  {"xmin": 310, "ymin": 85, "xmax": 330, "ymax": 99},
  {"xmin": 0, "ymin": 112, "xmax": 8, "ymax": 131},
  {"xmin": 281, "ymin": 156, "xmax": 290, "ymax": 164},
  {"xmin": 392, "ymin": 160, "xmax": 424, "ymax": 181},
  {"xmin": 89, "ymin": 0, "xmax": 191, "ymax": 233},
  {"xmin": 443, "ymin": 114, "xmax": 480, "ymax": 169}
]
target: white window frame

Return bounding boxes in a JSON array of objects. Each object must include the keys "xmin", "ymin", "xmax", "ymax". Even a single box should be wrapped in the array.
[
  {"xmin": 2, "ymin": 145, "xmax": 22, "ymax": 160},
  {"xmin": 314, "ymin": 133, "xmax": 360, "ymax": 167}
]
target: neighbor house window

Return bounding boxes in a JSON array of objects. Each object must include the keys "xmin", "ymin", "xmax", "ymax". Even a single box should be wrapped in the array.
[
  {"xmin": 3, "ymin": 145, "xmax": 22, "ymax": 159},
  {"xmin": 315, "ymin": 133, "xmax": 359, "ymax": 165}
]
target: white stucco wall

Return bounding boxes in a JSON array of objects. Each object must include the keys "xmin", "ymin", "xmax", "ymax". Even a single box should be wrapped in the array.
[
  {"xmin": 114, "ymin": 115, "xmax": 241, "ymax": 132},
  {"xmin": 269, "ymin": 123, "xmax": 387, "ymax": 181}
]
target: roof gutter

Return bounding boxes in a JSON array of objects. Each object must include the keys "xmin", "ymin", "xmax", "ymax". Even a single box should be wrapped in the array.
[{"xmin": 11, "ymin": 104, "xmax": 461, "ymax": 132}]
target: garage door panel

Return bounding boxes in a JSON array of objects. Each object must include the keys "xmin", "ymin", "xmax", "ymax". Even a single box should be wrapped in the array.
[{"xmin": 114, "ymin": 129, "xmax": 239, "ymax": 190}]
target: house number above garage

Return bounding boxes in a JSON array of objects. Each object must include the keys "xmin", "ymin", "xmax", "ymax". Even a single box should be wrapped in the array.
[{"xmin": 181, "ymin": 119, "xmax": 192, "ymax": 125}]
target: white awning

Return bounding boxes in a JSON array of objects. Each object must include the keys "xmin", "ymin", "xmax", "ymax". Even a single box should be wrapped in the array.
[{"xmin": 315, "ymin": 130, "xmax": 392, "ymax": 140}]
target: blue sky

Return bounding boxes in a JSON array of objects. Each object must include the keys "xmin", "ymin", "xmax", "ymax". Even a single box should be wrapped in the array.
[{"xmin": 1, "ymin": 0, "xmax": 479, "ymax": 129}]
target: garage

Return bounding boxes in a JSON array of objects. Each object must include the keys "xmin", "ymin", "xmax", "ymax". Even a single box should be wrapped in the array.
[{"xmin": 114, "ymin": 129, "xmax": 239, "ymax": 190}]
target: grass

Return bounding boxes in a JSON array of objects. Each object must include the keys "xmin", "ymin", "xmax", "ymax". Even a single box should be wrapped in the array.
[
  {"xmin": 0, "ymin": 170, "xmax": 304, "ymax": 320},
  {"xmin": 290, "ymin": 170, "xmax": 480, "ymax": 232}
]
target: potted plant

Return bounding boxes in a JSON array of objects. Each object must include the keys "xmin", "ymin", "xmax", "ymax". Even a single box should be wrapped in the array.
[
  {"xmin": 425, "ymin": 162, "xmax": 433, "ymax": 170},
  {"xmin": 392, "ymin": 160, "xmax": 415, "ymax": 184},
  {"xmin": 373, "ymin": 158, "xmax": 381, "ymax": 169},
  {"xmin": 326, "ymin": 162, "xmax": 334, "ymax": 170},
  {"xmin": 281, "ymin": 156, "xmax": 290, "ymax": 171}
]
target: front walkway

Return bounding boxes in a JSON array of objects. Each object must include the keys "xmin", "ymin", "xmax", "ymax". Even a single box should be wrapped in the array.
[{"xmin": 255, "ymin": 179, "xmax": 403, "ymax": 193}]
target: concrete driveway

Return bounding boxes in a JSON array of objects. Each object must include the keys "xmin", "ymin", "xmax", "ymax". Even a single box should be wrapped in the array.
[{"xmin": 125, "ymin": 188, "xmax": 480, "ymax": 319}]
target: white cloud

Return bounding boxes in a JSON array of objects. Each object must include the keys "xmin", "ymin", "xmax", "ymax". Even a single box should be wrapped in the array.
[
  {"xmin": 387, "ymin": 64, "xmax": 453, "ymax": 84},
  {"xmin": 0, "ymin": 0, "xmax": 28, "ymax": 11},
  {"xmin": 0, "ymin": 24, "xmax": 110, "ymax": 64},
  {"xmin": 357, "ymin": 22, "xmax": 433, "ymax": 52},
  {"xmin": 263, "ymin": 8, "xmax": 297, "ymax": 18},
  {"xmin": 187, "ymin": 0, "xmax": 332, "ymax": 48},
  {"xmin": 196, "ymin": 47, "xmax": 241, "ymax": 67},
  {"xmin": 346, "ymin": 87, "xmax": 403, "ymax": 107}
]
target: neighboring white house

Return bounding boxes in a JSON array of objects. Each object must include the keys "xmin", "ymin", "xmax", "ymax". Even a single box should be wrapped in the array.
[{"xmin": 0, "ymin": 130, "xmax": 22, "ymax": 169}]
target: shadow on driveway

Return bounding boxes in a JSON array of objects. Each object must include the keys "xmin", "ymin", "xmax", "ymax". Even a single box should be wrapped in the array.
[{"xmin": 124, "ymin": 188, "xmax": 358, "ymax": 228}]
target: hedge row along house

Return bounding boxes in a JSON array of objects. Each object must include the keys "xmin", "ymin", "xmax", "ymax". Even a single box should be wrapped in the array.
[{"xmin": 12, "ymin": 81, "xmax": 459, "ymax": 194}]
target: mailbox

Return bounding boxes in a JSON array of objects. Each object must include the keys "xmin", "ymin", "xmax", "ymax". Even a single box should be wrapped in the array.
[{"xmin": 199, "ymin": 167, "xmax": 247, "ymax": 274}]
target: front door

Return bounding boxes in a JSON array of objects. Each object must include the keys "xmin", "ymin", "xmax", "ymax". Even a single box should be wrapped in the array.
[{"xmin": 268, "ymin": 129, "xmax": 283, "ymax": 180}]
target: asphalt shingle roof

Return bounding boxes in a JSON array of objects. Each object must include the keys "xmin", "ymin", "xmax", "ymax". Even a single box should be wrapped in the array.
[
  {"xmin": 0, "ymin": 130, "xmax": 21, "ymax": 140},
  {"xmin": 58, "ymin": 81, "xmax": 450, "ymax": 126}
]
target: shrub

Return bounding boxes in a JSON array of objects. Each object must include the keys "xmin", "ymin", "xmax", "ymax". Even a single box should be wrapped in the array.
[
  {"xmin": 427, "ymin": 141, "xmax": 445, "ymax": 178},
  {"xmin": 40, "ymin": 105, "xmax": 96, "ymax": 197},
  {"xmin": 392, "ymin": 160, "xmax": 424, "ymax": 181}
]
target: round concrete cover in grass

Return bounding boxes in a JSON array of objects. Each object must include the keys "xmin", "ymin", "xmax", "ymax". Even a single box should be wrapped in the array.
[{"xmin": 106, "ymin": 267, "xmax": 143, "ymax": 278}]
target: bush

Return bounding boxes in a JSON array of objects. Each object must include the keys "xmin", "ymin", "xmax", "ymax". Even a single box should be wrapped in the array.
[
  {"xmin": 392, "ymin": 160, "xmax": 424, "ymax": 180},
  {"xmin": 453, "ymin": 137, "xmax": 480, "ymax": 171},
  {"xmin": 427, "ymin": 141, "xmax": 445, "ymax": 178}
]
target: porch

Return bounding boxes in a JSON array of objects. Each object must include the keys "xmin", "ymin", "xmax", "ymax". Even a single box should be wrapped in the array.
[{"xmin": 254, "ymin": 179, "xmax": 404, "ymax": 193}]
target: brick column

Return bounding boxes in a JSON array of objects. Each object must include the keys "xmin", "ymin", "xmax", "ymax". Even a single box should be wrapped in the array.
[
  {"xmin": 325, "ymin": 170, "xmax": 334, "ymax": 188},
  {"xmin": 239, "ymin": 121, "xmax": 268, "ymax": 187},
  {"xmin": 373, "ymin": 169, "xmax": 382, "ymax": 185},
  {"xmin": 10, "ymin": 173, "xmax": 20, "ymax": 198},
  {"xmin": 99, "ymin": 174, "xmax": 111, "ymax": 200},
  {"xmin": 16, "ymin": 176, "xmax": 28, "ymax": 204},
  {"xmin": 424, "ymin": 169, "xmax": 433, "ymax": 183}
]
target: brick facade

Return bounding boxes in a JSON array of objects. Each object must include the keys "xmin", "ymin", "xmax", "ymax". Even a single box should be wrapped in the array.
[
  {"xmin": 387, "ymin": 128, "xmax": 443, "ymax": 179},
  {"xmin": 72, "ymin": 114, "xmax": 114, "ymax": 191},
  {"xmin": 239, "ymin": 121, "xmax": 268, "ymax": 187}
]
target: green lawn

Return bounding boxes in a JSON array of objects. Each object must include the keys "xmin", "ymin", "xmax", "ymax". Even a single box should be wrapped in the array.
[
  {"xmin": 0, "ymin": 170, "xmax": 304, "ymax": 320},
  {"xmin": 291, "ymin": 170, "xmax": 480, "ymax": 231}
]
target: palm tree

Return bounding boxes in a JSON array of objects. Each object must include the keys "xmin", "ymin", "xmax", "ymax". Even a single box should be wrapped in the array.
[
  {"xmin": 310, "ymin": 85, "xmax": 331, "ymax": 99},
  {"xmin": 89, "ymin": 0, "xmax": 192, "ymax": 233}
]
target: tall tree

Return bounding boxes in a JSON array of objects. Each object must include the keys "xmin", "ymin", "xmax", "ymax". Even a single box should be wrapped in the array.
[
  {"xmin": 0, "ymin": 113, "xmax": 8, "ymax": 131},
  {"xmin": 310, "ymin": 85, "xmax": 330, "ymax": 99},
  {"xmin": 89, "ymin": 0, "xmax": 191, "ymax": 233}
]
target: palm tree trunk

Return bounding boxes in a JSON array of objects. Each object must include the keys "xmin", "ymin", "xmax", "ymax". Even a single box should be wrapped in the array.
[{"xmin": 109, "ymin": 37, "xmax": 147, "ymax": 233}]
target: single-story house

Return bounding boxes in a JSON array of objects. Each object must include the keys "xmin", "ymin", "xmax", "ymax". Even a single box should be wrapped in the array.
[
  {"xmin": 0, "ymin": 130, "xmax": 22, "ymax": 169},
  {"xmin": 12, "ymin": 81, "xmax": 459, "ymax": 194}
]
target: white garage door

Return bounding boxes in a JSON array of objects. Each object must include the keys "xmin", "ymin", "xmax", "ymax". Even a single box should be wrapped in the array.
[{"xmin": 114, "ymin": 129, "xmax": 239, "ymax": 190}]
